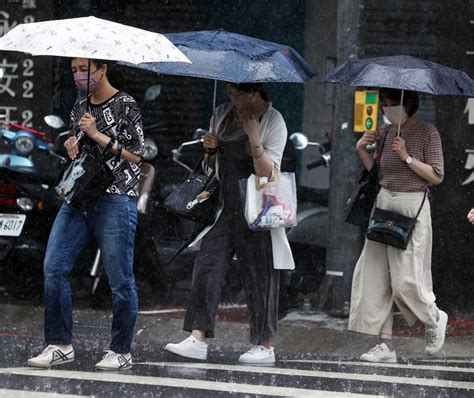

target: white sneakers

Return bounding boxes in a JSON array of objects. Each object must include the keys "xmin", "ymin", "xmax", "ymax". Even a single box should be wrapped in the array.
[
  {"xmin": 165, "ymin": 337, "xmax": 276, "ymax": 364},
  {"xmin": 95, "ymin": 350, "xmax": 132, "ymax": 371},
  {"xmin": 28, "ymin": 345, "xmax": 131, "ymax": 370},
  {"xmin": 425, "ymin": 310, "xmax": 448, "ymax": 356},
  {"xmin": 238, "ymin": 345, "xmax": 275, "ymax": 364},
  {"xmin": 360, "ymin": 343, "xmax": 397, "ymax": 363},
  {"xmin": 27, "ymin": 344, "xmax": 75, "ymax": 368},
  {"xmin": 359, "ymin": 310, "xmax": 448, "ymax": 363},
  {"xmin": 165, "ymin": 336, "xmax": 208, "ymax": 360}
]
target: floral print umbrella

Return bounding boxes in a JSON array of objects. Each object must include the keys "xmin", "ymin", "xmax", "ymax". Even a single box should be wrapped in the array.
[{"xmin": 0, "ymin": 16, "xmax": 190, "ymax": 65}]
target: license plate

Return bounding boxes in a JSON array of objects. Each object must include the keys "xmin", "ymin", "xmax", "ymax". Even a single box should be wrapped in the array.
[{"xmin": 0, "ymin": 213, "xmax": 26, "ymax": 237}]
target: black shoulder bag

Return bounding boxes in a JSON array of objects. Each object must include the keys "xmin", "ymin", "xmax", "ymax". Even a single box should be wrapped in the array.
[
  {"xmin": 345, "ymin": 133, "xmax": 388, "ymax": 229},
  {"xmin": 366, "ymin": 190, "xmax": 427, "ymax": 250},
  {"xmin": 55, "ymin": 137, "xmax": 116, "ymax": 214},
  {"xmin": 162, "ymin": 156, "xmax": 220, "ymax": 264},
  {"xmin": 162, "ymin": 156, "xmax": 220, "ymax": 225}
]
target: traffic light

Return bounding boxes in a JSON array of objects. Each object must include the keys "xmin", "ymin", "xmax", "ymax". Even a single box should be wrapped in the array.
[{"xmin": 354, "ymin": 90, "xmax": 379, "ymax": 132}]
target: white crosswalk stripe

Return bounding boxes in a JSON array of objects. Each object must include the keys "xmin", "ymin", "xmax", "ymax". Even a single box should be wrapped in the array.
[
  {"xmin": 138, "ymin": 361, "xmax": 474, "ymax": 391},
  {"xmin": 0, "ymin": 390, "xmax": 92, "ymax": 397},
  {"xmin": 0, "ymin": 357, "xmax": 472, "ymax": 397},
  {"xmin": 0, "ymin": 367, "xmax": 383, "ymax": 397},
  {"xmin": 282, "ymin": 359, "xmax": 474, "ymax": 373}
]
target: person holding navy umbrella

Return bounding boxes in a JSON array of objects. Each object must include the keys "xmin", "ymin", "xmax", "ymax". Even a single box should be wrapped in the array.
[{"xmin": 165, "ymin": 82, "xmax": 293, "ymax": 365}]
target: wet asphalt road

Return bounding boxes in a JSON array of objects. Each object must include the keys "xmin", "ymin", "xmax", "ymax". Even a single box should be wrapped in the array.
[{"xmin": 0, "ymin": 303, "xmax": 473, "ymax": 397}]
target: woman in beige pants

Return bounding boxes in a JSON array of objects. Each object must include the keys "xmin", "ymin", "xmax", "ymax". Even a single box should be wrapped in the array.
[{"xmin": 349, "ymin": 88, "xmax": 448, "ymax": 363}]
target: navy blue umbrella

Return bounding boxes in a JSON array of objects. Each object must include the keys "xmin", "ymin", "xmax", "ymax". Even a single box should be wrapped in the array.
[
  {"xmin": 121, "ymin": 30, "xmax": 316, "ymax": 83},
  {"xmin": 121, "ymin": 30, "xmax": 316, "ymax": 134},
  {"xmin": 322, "ymin": 55, "xmax": 474, "ymax": 97}
]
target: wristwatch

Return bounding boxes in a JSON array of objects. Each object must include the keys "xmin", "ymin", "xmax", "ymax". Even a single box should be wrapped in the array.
[{"xmin": 405, "ymin": 154, "xmax": 413, "ymax": 165}]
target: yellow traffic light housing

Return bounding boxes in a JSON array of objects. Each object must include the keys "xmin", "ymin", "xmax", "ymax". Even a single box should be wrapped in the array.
[{"xmin": 354, "ymin": 90, "xmax": 379, "ymax": 132}]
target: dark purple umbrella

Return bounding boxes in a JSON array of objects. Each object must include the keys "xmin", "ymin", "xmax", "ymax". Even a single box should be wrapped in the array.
[
  {"xmin": 322, "ymin": 55, "xmax": 474, "ymax": 97},
  {"xmin": 323, "ymin": 55, "xmax": 474, "ymax": 135}
]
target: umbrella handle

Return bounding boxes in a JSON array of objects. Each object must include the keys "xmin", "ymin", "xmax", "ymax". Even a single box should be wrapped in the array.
[
  {"xmin": 397, "ymin": 89, "xmax": 404, "ymax": 137},
  {"xmin": 211, "ymin": 79, "xmax": 217, "ymax": 136},
  {"xmin": 86, "ymin": 59, "xmax": 91, "ymax": 110}
]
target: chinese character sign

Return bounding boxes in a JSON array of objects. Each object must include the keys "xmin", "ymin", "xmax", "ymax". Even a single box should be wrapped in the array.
[
  {"xmin": 0, "ymin": 3, "xmax": 53, "ymax": 129},
  {"xmin": 462, "ymin": 149, "xmax": 474, "ymax": 186}
]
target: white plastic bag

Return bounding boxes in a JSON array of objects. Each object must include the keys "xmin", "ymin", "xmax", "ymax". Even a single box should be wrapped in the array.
[{"xmin": 244, "ymin": 169, "xmax": 297, "ymax": 230}]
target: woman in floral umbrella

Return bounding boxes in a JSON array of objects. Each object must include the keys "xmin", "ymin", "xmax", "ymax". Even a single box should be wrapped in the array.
[{"xmin": 28, "ymin": 57, "xmax": 144, "ymax": 371}]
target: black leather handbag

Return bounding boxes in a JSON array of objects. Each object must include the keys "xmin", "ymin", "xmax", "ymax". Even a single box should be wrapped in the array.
[
  {"xmin": 345, "ymin": 133, "xmax": 388, "ymax": 229},
  {"xmin": 162, "ymin": 158, "xmax": 220, "ymax": 225},
  {"xmin": 345, "ymin": 165, "xmax": 380, "ymax": 229},
  {"xmin": 366, "ymin": 190, "xmax": 427, "ymax": 250},
  {"xmin": 55, "ymin": 150, "xmax": 115, "ymax": 214}
]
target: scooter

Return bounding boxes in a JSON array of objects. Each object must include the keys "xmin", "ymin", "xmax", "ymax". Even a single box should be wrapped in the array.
[{"xmin": 0, "ymin": 116, "xmax": 66, "ymax": 299}]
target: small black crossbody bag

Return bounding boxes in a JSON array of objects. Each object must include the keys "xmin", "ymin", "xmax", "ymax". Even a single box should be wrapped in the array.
[{"xmin": 366, "ymin": 190, "xmax": 427, "ymax": 250}]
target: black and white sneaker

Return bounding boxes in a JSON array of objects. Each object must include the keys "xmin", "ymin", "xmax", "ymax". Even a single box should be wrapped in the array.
[
  {"xmin": 95, "ymin": 350, "xmax": 132, "ymax": 371},
  {"xmin": 28, "ymin": 344, "xmax": 75, "ymax": 368}
]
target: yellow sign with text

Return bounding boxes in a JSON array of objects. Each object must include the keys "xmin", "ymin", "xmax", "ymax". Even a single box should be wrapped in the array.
[{"xmin": 354, "ymin": 90, "xmax": 379, "ymax": 132}]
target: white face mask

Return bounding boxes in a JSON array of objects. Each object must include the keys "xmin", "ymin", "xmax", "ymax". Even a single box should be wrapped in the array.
[{"xmin": 382, "ymin": 105, "xmax": 408, "ymax": 126}]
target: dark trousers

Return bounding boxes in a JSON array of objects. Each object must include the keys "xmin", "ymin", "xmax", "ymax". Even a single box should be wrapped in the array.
[{"xmin": 183, "ymin": 206, "xmax": 279, "ymax": 345}]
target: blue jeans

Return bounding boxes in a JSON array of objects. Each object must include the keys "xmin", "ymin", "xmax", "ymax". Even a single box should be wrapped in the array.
[{"xmin": 44, "ymin": 194, "xmax": 138, "ymax": 354}]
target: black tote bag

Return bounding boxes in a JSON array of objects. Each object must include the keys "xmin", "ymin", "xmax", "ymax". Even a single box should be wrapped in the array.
[
  {"xmin": 55, "ymin": 150, "xmax": 115, "ymax": 214},
  {"xmin": 345, "ymin": 165, "xmax": 380, "ymax": 229},
  {"xmin": 345, "ymin": 132, "xmax": 388, "ymax": 229}
]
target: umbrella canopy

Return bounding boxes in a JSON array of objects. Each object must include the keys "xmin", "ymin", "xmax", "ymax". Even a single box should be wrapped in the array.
[
  {"xmin": 0, "ymin": 16, "xmax": 190, "ymax": 64},
  {"xmin": 322, "ymin": 55, "xmax": 474, "ymax": 97},
  {"xmin": 122, "ymin": 30, "xmax": 316, "ymax": 83}
]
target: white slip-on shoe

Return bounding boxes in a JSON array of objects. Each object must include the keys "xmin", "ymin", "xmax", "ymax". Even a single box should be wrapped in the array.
[
  {"xmin": 360, "ymin": 343, "xmax": 397, "ymax": 363},
  {"xmin": 95, "ymin": 350, "xmax": 132, "ymax": 371},
  {"xmin": 238, "ymin": 345, "xmax": 276, "ymax": 364},
  {"xmin": 27, "ymin": 344, "xmax": 75, "ymax": 368},
  {"xmin": 425, "ymin": 310, "xmax": 448, "ymax": 356},
  {"xmin": 165, "ymin": 336, "xmax": 208, "ymax": 360}
]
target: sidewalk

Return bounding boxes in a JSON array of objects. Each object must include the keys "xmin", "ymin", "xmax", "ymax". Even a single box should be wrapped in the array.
[{"xmin": 1, "ymin": 303, "xmax": 472, "ymax": 359}]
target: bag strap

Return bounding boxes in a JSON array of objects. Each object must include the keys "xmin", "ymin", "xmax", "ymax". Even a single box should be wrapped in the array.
[
  {"xmin": 374, "ymin": 128, "xmax": 427, "ymax": 220},
  {"xmin": 255, "ymin": 165, "xmax": 280, "ymax": 191},
  {"xmin": 414, "ymin": 189, "xmax": 428, "ymax": 220},
  {"xmin": 166, "ymin": 224, "xmax": 208, "ymax": 265},
  {"xmin": 194, "ymin": 154, "xmax": 217, "ymax": 177},
  {"xmin": 370, "ymin": 130, "xmax": 389, "ymax": 182}
]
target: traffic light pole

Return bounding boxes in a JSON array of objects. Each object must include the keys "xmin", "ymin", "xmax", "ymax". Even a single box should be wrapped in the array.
[{"xmin": 323, "ymin": 0, "xmax": 364, "ymax": 316}]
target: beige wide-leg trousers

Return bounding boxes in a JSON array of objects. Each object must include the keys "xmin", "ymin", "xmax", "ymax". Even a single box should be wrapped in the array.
[{"xmin": 349, "ymin": 188, "xmax": 440, "ymax": 337}]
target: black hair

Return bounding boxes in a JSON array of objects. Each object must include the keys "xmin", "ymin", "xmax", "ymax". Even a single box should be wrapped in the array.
[
  {"xmin": 226, "ymin": 82, "xmax": 270, "ymax": 102},
  {"xmin": 90, "ymin": 58, "xmax": 125, "ymax": 90},
  {"xmin": 379, "ymin": 88, "xmax": 419, "ymax": 117}
]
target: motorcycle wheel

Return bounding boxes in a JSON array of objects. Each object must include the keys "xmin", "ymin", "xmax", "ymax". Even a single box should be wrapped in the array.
[{"xmin": 3, "ymin": 239, "xmax": 45, "ymax": 301}]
